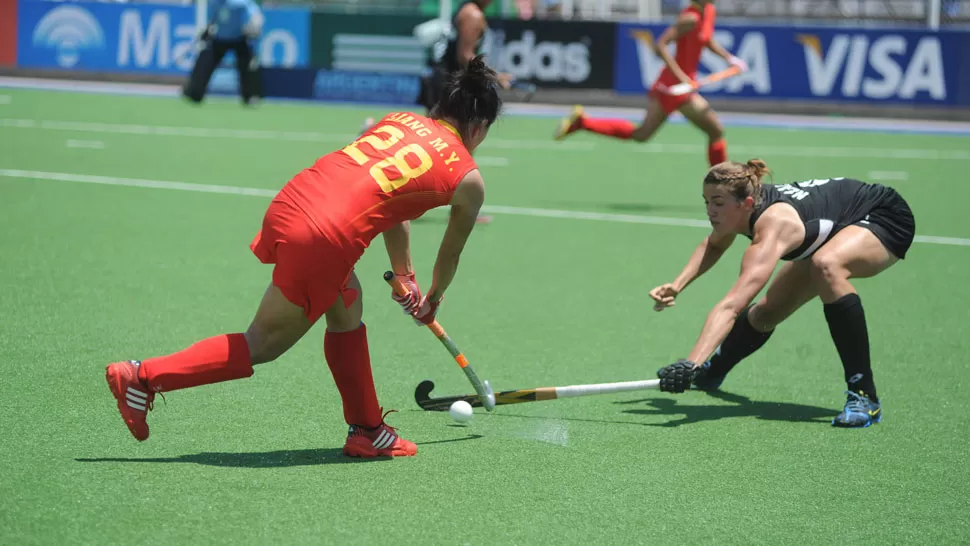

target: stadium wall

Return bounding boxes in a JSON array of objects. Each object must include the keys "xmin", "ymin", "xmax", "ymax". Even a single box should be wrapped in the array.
[{"xmin": 6, "ymin": 0, "xmax": 970, "ymax": 119}]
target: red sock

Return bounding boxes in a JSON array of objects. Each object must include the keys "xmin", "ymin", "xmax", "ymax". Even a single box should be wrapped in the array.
[
  {"xmin": 139, "ymin": 333, "xmax": 253, "ymax": 392},
  {"xmin": 324, "ymin": 323, "xmax": 382, "ymax": 428},
  {"xmin": 581, "ymin": 117, "xmax": 634, "ymax": 139},
  {"xmin": 708, "ymin": 138, "xmax": 728, "ymax": 166}
]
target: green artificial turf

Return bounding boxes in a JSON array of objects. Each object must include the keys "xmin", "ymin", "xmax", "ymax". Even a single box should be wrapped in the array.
[{"xmin": 1, "ymin": 89, "xmax": 968, "ymax": 545}]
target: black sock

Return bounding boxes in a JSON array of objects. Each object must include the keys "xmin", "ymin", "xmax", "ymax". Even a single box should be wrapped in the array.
[
  {"xmin": 823, "ymin": 293, "xmax": 878, "ymax": 402},
  {"xmin": 707, "ymin": 307, "xmax": 774, "ymax": 376}
]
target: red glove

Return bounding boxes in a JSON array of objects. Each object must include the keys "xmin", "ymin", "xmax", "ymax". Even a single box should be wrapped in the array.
[
  {"xmin": 391, "ymin": 273, "xmax": 422, "ymax": 314},
  {"xmin": 411, "ymin": 295, "xmax": 442, "ymax": 325}
]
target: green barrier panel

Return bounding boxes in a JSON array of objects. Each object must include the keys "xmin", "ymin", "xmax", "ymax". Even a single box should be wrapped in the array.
[{"xmin": 310, "ymin": 12, "xmax": 429, "ymax": 72}]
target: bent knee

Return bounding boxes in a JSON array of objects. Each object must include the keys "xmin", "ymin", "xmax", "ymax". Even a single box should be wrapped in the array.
[
  {"xmin": 631, "ymin": 126, "xmax": 654, "ymax": 142},
  {"xmin": 325, "ymin": 314, "xmax": 360, "ymax": 333},
  {"xmin": 243, "ymin": 330, "xmax": 290, "ymax": 365},
  {"xmin": 810, "ymin": 253, "xmax": 849, "ymax": 285},
  {"xmin": 325, "ymin": 294, "xmax": 362, "ymax": 333},
  {"xmin": 249, "ymin": 344, "xmax": 288, "ymax": 365}
]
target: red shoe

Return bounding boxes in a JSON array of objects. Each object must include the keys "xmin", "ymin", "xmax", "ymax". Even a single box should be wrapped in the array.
[
  {"xmin": 343, "ymin": 410, "xmax": 417, "ymax": 458},
  {"xmin": 105, "ymin": 360, "xmax": 154, "ymax": 441},
  {"xmin": 475, "ymin": 214, "xmax": 494, "ymax": 224},
  {"xmin": 554, "ymin": 105, "xmax": 585, "ymax": 140}
]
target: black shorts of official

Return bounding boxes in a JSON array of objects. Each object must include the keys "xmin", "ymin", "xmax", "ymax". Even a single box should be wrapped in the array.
[
  {"xmin": 419, "ymin": 64, "xmax": 450, "ymax": 112},
  {"xmin": 854, "ymin": 187, "xmax": 916, "ymax": 260}
]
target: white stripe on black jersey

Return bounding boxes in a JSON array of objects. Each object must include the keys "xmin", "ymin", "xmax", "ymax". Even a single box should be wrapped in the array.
[{"xmin": 745, "ymin": 178, "xmax": 896, "ymax": 261}]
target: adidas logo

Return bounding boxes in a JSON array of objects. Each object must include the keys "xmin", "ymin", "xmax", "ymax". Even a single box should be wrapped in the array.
[
  {"xmin": 372, "ymin": 429, "xmax": 397, "ymax": 450},
  {"xmin": 32, "ymin": 6, "xmax": 105, "ymax": 68}
]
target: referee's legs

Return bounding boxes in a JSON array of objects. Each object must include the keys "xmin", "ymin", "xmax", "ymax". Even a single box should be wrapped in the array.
[
  {"xmin": 183, "ymin": 40, "xmax": 229, "ymax": 103},
  {"xmin": 234, "ymin": 39, "xmax": 262, "ymax": 105}
]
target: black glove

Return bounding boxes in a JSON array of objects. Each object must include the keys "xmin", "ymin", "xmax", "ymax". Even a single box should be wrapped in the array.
[{"xmin": 657, "ymin": 359, "xmax": 699, "ymax": 393}]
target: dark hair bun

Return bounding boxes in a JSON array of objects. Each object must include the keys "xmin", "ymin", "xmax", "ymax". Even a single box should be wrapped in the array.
[
  {"xmin": 430, "ymin": 54, "xmax": 503, "ymax": 138},
  {"xmin": 459, "ymin": 55, "xmax": 496, "ymax": 93},
  {"xmin": 746, "ymin": 158, "xmax": 770, "ymax": 180}
]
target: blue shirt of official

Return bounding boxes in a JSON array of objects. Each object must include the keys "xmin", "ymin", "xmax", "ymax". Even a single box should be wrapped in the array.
[{"xmin": 208, "ymin": 0, "xmax": 262, "ymax": 41}]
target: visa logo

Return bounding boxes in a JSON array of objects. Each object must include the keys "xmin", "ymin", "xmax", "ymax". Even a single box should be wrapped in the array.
[
  {"xmin": 796, "ymin": 34, "xmax": 946, "ymax": 100},
  {"xmin": 630, "ymin": 29, "xmax": 771, "ymax": 94}
]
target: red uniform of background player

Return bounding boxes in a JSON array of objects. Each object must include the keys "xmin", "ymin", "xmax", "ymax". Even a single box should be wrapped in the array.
[
  {"xmin": 104, "ymin": 57, "xmax": 502, "ymax": 459},
  {"xmin": 554, "ymin": 0, "xmax": 745, "ymax": 168}
]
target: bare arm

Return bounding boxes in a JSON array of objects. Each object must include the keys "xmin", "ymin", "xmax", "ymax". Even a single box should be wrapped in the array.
[
  {"xmin": 426, "ymin": 170, "xmax": 485, "ymax": 302},
  {"xmin": 685, "ymin": 217, "xmax": 795, "ymax": 363},
  {"xmin": 654, "ymin": 14, "xmax": 697, "ymax": 85},
  {"xmin": 454, "ymin": 5, "xmax": 510, "ymax": 88},
  {"xmin": 672, "ymin": 231, "xmax": 736, "ymax": 293},
  {"xmin": 382, "ymin": 221, "xmax": 413, "ymax": 275},
  {"xmin": 706, "ymin": 38, "xmax": 746, "ymax": 70},
  {"xmin": 650, "ymin": 230, "xmax": 734, "ymax": 311},
  {"xmin": 454, "ymin": 7, "xmax": 486, "ymax": 69},
  {"xmin": 705, "ymin": 38, "xmax": 733, "ymax": 63}
]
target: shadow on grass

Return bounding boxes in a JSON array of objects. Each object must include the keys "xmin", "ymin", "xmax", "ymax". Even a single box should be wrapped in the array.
[
  {"xmin": 75, "ymin": 435, "xmax": 484, "ymax": 468},
  {"xmin": 461, "ymin": 391, "xmax": 833, "ymax": 428},
  {"xmin": 618, "ymin": 390, "xmax": 834, "ymax": 427}
]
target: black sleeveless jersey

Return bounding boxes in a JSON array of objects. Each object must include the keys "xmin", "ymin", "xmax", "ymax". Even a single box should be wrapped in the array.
[
  {"xmin": 745, "ymin": 178, "xmax": 896, "ymax": 261},
  {"xmin": 434, "ymin": 1, "xmax": 486, "ymax": 73}
]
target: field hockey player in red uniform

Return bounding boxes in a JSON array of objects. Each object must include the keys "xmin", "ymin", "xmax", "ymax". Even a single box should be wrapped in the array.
[
  {"xmin": 104, "ymin": 57, "xmax": 502, "ymax": 458},
  {"xmin": 554, "ymin": 0, "xmax": 745, "ymax": 167}
]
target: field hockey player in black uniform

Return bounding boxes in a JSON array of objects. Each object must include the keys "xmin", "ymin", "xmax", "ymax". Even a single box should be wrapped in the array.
[
  {"xmin": 421, "ymin": 0, "xmax": 511, "ymax": 112},
  {"xmin": 650, "ymin": 159, "xmax": 916, "ymax": 428}
]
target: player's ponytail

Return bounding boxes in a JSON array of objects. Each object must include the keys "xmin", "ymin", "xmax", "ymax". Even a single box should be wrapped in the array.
[
  {"xmin": 745, "ymin": 158, "xmax": 770, "ymax": 204},
  {"xmin": 704, "ymin": 158, "xmax": 772, "ymax": 205},
  {"xmin": 430, "ymin": 55, "xmax": 502, "ymax": 141}
]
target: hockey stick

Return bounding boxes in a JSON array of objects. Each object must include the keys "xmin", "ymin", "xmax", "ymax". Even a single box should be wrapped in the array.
[
  {"xmin": 384, "ymin": 271, "xmax": 496, "ymax": 411},
  {"xmin": 414, "ymin": 378, "xmax": 661, "ymax": 411},
  {"xmin": 666, "ymin": 65, "xmax": 743, "ymax": 96}
]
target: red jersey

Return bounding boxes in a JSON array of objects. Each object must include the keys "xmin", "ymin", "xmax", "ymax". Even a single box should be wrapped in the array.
[
  {"xmin": 656, "ymin": 2, "xmax": 716, "ymax": 86},
  {"xmin": 278, "ymin": 112, "xmax": 478, "ymax": 260}
]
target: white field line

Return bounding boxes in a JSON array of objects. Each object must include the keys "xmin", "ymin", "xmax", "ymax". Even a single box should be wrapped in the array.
[
  {"xmin": 3, "ymin": 76, "xmax": 970, "ymax": 135},
  {"xmin": 0, "ymin": 118, "xmax": 593, "ymax": 151},
  {"xmin": 867, "ymin": 170, "xmax": 909, "ymax": 181},
  {"xmin": 1, "ymin": 168, "xmax": 967, "ymax": 247},
  {"xmin": 636, "ymin": 143, "xmax": 970, "ymax": 161},
  {"xmin": 0, "ymin": 169, "xmax": 277, "ymax": 197},
  {"xmin": 475, "ymin": 156, "xmax": 510, "ymax": 167},
  {"xmin": 66, "ymin": 139, "xmax": 105, "ymax": 149},
  {"xmin": 3, "ymin": 118, "xmax": 969, "ymax": 159}
]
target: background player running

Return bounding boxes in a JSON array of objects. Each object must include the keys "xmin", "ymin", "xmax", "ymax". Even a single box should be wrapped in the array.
[
  {"xmin": 650, "ymin": 159, "xmax": 916, "ymax": 428},
  {"xmin": 419, "ymin": 0, "xmax": 511, "ymax": 224},
  {"xmin": 421, "ymin": 0, "xmax": 512, "ymax": 112},
  {"xmin": 105, "ymin": 57, "xmax": 503, "ymax": 458},
  {"xmin": 554, "ymin": 0, "xmax": 744, "ymax": 168}
]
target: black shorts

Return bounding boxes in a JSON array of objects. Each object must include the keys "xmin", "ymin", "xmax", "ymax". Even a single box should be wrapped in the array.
[
  {"xmin": 854, "ymin": 188, "xmax": 916, "ymax": 259},
  {"xmin": 418, "ymin": 64, "xmax": 450, "ymax": 111}
]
